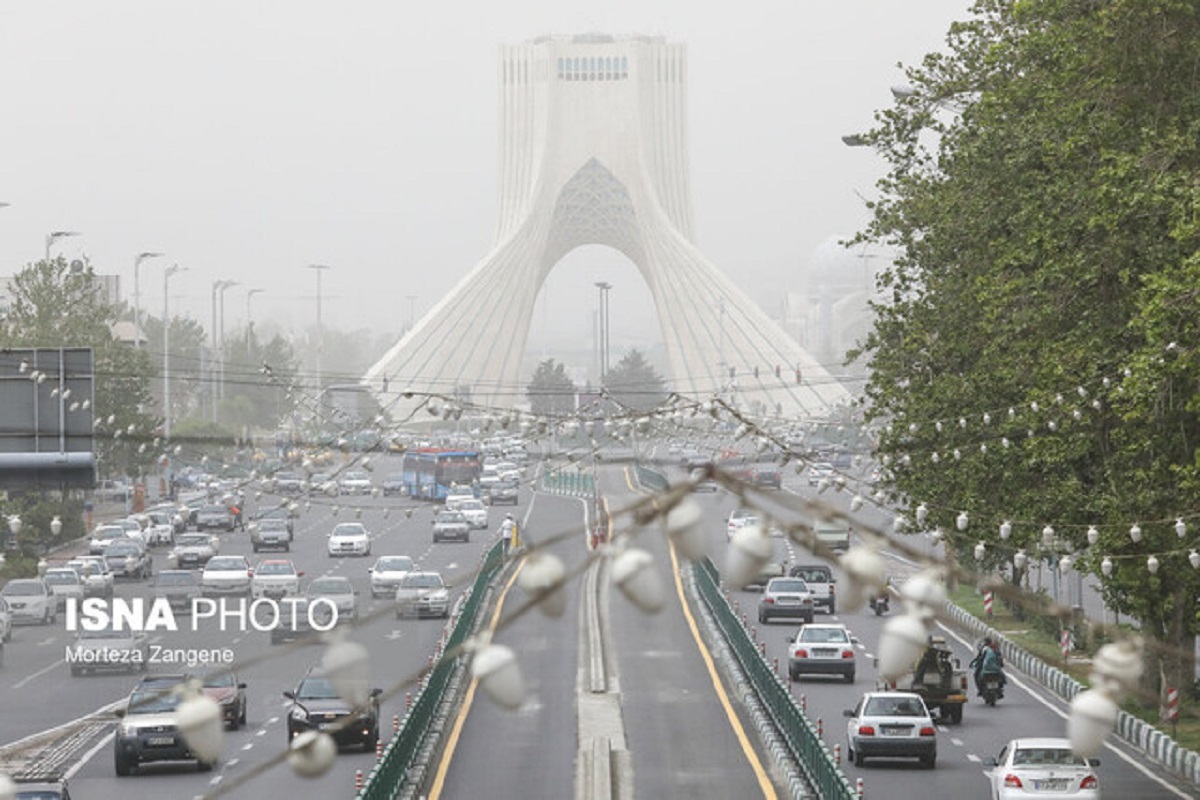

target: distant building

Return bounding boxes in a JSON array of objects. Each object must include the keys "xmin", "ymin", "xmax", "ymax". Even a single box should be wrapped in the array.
[{"xmin": 782, "ymin": 236, "xmax": 889, "ymax": 382}]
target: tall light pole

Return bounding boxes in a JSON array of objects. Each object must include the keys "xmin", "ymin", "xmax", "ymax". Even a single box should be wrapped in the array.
[
  {"xmin": 306, "ymin": 264, "xmax": 332, "ymax": 390},
  {"xmin": 210, "ymin": 279, "xmax": 235, "ymax": 422},
  {"xmin": 163, "ymin": 264, "xmax": 186, "ymax": 440},
  {"xmin": 133, "ymin": 252, "xmax": 164, "ymax": 349},
  {"xmin": 45, "ymin": 230, "xmax": 80, "ymax": 262},
  {"xmin": 594, "ymin": 281, "xmax": 611, "ymax": 382},
  {"xmin": 245, "ymin": 288, "xmax": 264, "ymax": 346}
]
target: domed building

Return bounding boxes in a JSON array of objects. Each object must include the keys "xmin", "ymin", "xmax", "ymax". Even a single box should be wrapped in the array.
[{"xmin": 782, "ymin": 236, "xmax": 889, "ymax": 383}]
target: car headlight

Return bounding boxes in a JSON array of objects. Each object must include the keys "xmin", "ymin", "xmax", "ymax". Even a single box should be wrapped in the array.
[
  {"xmin": 119, "ymin": 722, "xmax": 139, "ymax": 738},
  {"xmin": 290, "ymin": 706, "xmax": 308, "ymax": 722}
]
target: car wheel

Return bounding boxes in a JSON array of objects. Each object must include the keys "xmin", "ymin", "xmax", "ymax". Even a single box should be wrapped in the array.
[
  {"xmin": 844, "ymin": 671, "xmax": 854, "ymax": 684},
  {"xmin": 197, "ymin": 759, "xmax": 215, "ymax": 772},
  {"xmin": 114, "ymin": 751, "xmax": 134, "ymax": 776},
  {"xmin": 920, "ymin": 753, "xmax": 936, "ymax": 769},
  {"xmin": 364, "ymin": 725, "xmax": 379, "ymax": 750},
  {"xmin": 947, "ymin": 704, "xmax": 963, "ymax": 724},
  {"xmin": 853, "ymin": 748, "xmax": 864, "ymax": 767},
  {"xmin": 788, "ymin": 669, "xmax": 799, "ymax": 682},
  {"xmin": 240, "ymin": 704, "xmax": 247, "ymax": 726},
  {"xmin": 757, "ymin": 611, "xmax": 768, "ymax": 623}
]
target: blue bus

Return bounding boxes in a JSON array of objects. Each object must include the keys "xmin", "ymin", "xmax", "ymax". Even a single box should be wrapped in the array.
[{"xmin": 401, "ymin": 449, "xmax": 482, "ymax": 501}]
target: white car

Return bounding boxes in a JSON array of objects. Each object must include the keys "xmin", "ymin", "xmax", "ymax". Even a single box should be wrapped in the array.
[
  {"xmin": 142, "ymin": 511, "xmax": 176, "ymax": 546},
  {"xmin": 0, "ymin": 579, "xmax": 57, "ymax": 625},
  {"xmin": 327, "ymin": 522, "xmax": 372, "ymax": 557},
  {"xmin": 251, "ymin": 559, "xmax": 303, "ymax": 599},
  {"xmin": 368, "ymin": 555, "xmax": 416, "ymax": 598},
  {"xmin": 307, "ymin": 575, "xmax": 358, "ymax": 623},
  {"xmin": 458, "ymin": 498, "xmax": 489, "ymax": 529},
  {"xmin": 201, "ymin": 555, "xmax": 253, "ymax": 597},
  {"xmin": 338, "ymin": 470, "xmax": 373, "ymax": 495},
  {"xmin": 444, "ymin": 485, "xmax": 476, "ymax": 511},
  {"xmin": 495, "ymin": 461, "xmax": 521, "ymax": 481},
  {"xmin": 89, "ymin": 524, "xmax": 131, "ymax": 555},
  {"xmin": 395, "ymin": 571, "xmax": 450, "ymax": 618},
  {"xmin": 985, "ymin": 738, "xmax": 1100, "ymax": 799},
  {"xmin": 66, "ymin": 556, "xmax": 115, "ymax": 598},
  {"xmin": 844, "ymin": 691, "xmax": 937, "ymax": 768},
  {"xmin": 726, "ymin": 508, "xmax": 759, "ymax": 540},
  {"xmin": 43, "ymin": 567, "xmax": 86, "ymax": 610}
]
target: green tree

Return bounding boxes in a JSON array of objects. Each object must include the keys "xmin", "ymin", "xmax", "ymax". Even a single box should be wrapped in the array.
[
  {"xmin": 1, "ymin": 257, "xmax": 158, "ymax": 480},
  {"xmin": 851, "ymin": 0, "xmax": 1200, "ymax": 690},
  {"xmin": 140, "ymin": 313, "xmax": 209, "ymax": 432},
  {"xmin": 219, "ymin": 329, "xmax": 300, "ymax": 434},
  {"xmin": 526, "ymin": 359, "xmax": 576, "ymax": 415},
  {"xmin": 603, "ymin": 349, "xmax": 667, "ymax": 412}
]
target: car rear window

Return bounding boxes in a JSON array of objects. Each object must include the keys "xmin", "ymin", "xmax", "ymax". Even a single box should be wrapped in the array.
[{"xmin": 769, "ymin": 579, "xmax": 808, "ymax": 593}]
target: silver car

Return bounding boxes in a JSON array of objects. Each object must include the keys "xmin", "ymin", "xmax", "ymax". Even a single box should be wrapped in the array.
[
  {"xmin": 306, "ymin": 575, "xmax": 358, "ymax": 623},
  {"xmin": 395, "ymin": 571, "xmax": 450, "ymax": 619},
  {"xmin": 0, "ymin": 579, "xmax": 57, "ymax": 625},
  {"xmin": 42, "ymin": 567, "xmax": 86, "ymax": 610},
  {"xmin": 757, "ymin": 577, "xmax": 814, "ymax": 624}
]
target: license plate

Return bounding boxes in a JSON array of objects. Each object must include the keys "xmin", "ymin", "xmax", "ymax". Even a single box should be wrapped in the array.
[
  {"xmin": 813, "ymin": 648, "xmax": 835, "ymax": 658},
  {"xmin": 147, "ymin": 736, "xmax": 175, "ymax": 746},
  {"xmin": 881, "ymin": 727, "xmax": 908, "ymax": 736},
  {"xmin": 1034, "ymin": 779, "xmax": 1069, "ymax": 790}
]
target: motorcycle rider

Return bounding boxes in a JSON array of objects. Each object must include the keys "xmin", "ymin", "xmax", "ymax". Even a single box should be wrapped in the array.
[{"xmin": 969, "ymin": 636, "xmax": 1006, "ymax": 697}]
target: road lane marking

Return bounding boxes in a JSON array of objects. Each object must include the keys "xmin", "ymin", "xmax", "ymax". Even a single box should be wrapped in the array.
[
  {"xmin": 668, "ymin": 540, "xmax": 778, "ymax": 799},
  {"xmin": 63, "ymin": 731, "xmax": 115, "ymax": 780},
  {"xmin": 12, "ymin": 658, "xmax": 62, "ymax": 689},
  {"xmin": 427, "ymin": 558, "xmax": 524, "ymax": 799}
]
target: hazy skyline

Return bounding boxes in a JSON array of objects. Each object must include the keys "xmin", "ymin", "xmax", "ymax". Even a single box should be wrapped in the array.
[{"xmin": 0, "ymin": 1, "xmax": 971, "ymax": 364}]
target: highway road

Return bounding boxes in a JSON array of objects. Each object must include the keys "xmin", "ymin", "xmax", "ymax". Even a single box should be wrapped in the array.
[{"xmin": 2, "ymin": 450, "xmax": 1196, "ymax": 799}]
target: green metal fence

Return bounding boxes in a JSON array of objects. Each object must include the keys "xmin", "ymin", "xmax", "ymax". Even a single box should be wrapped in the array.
[
  {"xmin": 540, "ymin": 466, "xmax": 595, "ymax": 497},
  {"xmin": 357, "ymin": 541, "xmax": 504, "ymax": 800},
  {"xmin": 694, "ymin": 558, "xmax": 858, "ymax": 800}
]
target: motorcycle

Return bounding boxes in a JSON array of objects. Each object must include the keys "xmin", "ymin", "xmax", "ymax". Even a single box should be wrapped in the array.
[
  {"xmin": 868, "ymin": 592, "xmax": 889, "ymax": 616},
  {"xmin": 980, "ymin": 672, "xmax": 1005, "ymax": 706}
]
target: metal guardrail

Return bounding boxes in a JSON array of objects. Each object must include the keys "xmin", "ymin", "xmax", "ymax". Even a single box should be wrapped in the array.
[
  {"xmin": 357, "ymin": 541, "xmax": 504, "ymax": 799},
  {"xmin": 694, "ymin": 557, "xmax": 858, "ymax": 800},
  {"xmin": 540, "ymin": 467, "xmax": 595, "ymax": 497}
]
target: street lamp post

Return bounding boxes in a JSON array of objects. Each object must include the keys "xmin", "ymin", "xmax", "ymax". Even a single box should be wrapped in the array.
[
  {"xmin": 245, "ymin": 288, "xmax": 264, "ymax": 346},
  {"xmin": 209, "ymin": 280, "xmax": 235, "ymax": 422},
  {"xmin": 45, "ymin": 230, "xmax": 81, "ymax": 262},
  {"xmin": 594, "ymin": 281, "xmax": 611, "ymax": 382},
  {"xmin": 163, "ymin": 265, "xmax": 186, "ymax": 440},
  {"xmin": 306, "ymin": 264, "xmax": 332, "ymax": 390},
  {"xmin": 133, "ymin": 252, "xmax": 164, "ymax": 350},
  {"xmin": 217, "ymin": 281, "xmax": 239, "ymax": 408}
]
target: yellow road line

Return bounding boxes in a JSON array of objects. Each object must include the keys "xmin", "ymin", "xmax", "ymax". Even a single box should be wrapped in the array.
[
  {"xmin": 428, "ymin": 559, "xmax": 524, "ymax": 799},
  {"xmin": 669, "ymin": 539, "xmax": 778, "ymax": 798}
]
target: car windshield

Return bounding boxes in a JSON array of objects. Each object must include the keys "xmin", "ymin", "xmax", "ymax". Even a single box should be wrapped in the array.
[
  {"xmin": 343, "ymin": 472, "xmax": 368, "ymax": 481},
  {"xmin": 865, "ymin": 697, "xmax": 926, "ymax": 717},
  {"xmin": 206, "ymin": 557, "xmax": 246, "ymax": 571},
  {"xmin": 297, "ymin": 676, "xmax": 340, "ymax": 700},
  {"xmin": 129, "ymin": 689, "xmax": 180, "ymax": 714},
  {"xmin": 177, "ymin": 535, "xmax": 211, "ymax": 547},
  {"xmin": 156, "ymin": 572, "xmax": 197, "ymax": 586},
  {"xmin": 2, "ymin": 582, "xmax": 43, "ymax": 596},
  {"xmin": 332, "ymin": 524, "xmax": 366, "ymax": 536},
  {"xmin": 259, "ymin": 520, "xmax": 288, "ymax": 531},
  {"xmin": 402, "ymin": 574, "xmax": 444, "ymax": 589},
  {"xmin": 460, "ymin": 500, "xmax": 484, "ymax": 510},
  {"xmin": 94, "ymin": 528, "xmax": 124, "ymax": 540},
  {"xmin": 203, "ymin": 672, "xmax": 237, "ymax": 688},
  {"xmin": 14, "ymin": 789, "xmax": 66, "ymax": 800},
  {"xmin": 376, "ymin": 557, "xmax": 414, "ymax": 572},
  {"xmin": 799, "ymin": 627, "xmax": 848, "ymax": 643},
  {"xmin": 769, "ymin": 580, "xmax": 808, "ymax": 593},
  {"xmin": 1012, "ymin": 747, "xmax": 1087, "ymax": 767},
  {"xmin": 435, "ymin": 512, "xmax": 464, "ymax": 522},
  {"xmin": 105, "ymin": 543, "xmax": 140, "ymax": 556},
  {"xmin": 256, "ymin": 562, "xmax": 295, "ymax": 575},
  {"xmin": 309, "ymin": 578, "xmax": 352, "ymax": 595},
  {"xmin": 43, "ymin": 571, "xmax": 80, "ymax": 585}
]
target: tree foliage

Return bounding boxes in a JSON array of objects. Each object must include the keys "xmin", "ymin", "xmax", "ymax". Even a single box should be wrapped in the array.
[
  {"xmin": 1, "ymin": 257, "xmax": 158, "ymax": 478},
  {"xmin": 603, "ymin": 349, "xmax": 667, "ymax": 412},
  {"xmin": 526, "ymin": 358, "xmax": 576, "ymax": 415},
  {"xmin": 219, "ymin": 329, "xmax": 300, "ymax": 434},
  {"xmin": 852, "ymin": 0, "xmax": 1200, "ymax": 689}
]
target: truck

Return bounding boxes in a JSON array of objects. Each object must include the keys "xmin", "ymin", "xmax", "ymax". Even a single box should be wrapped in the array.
[
  {"xmin": 814, "ymin": 520, "xmax": 851, "ymax": 553},
  {"xmin": 877, "ymin": 636, "xmax": 968, "ymax": 724},
  {"xmin": 788, "ymin": 564, "xmax": 836, "ymax": 614}
]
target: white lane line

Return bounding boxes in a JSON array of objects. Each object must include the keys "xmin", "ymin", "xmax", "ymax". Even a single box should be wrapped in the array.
[
  {"xmin": 967, "ymin": 754, "xmax": 981, "ymax": 763},
  {"xmin": 209, "ymin": 775, "xmax": 222, "ymax": 786},
  {"xmin": 12, "ymin": 658, "xmax": 63, "ymax": 689},
  {"xmin": 950, "ymin": 737, "xmax": 964, "ymax": 746},
  {"xmin": 241, "ymin": 743, "xmax": 254, "ymax": 751},
  {"xmin": 225, "ymin": 758, "xmax": 239, "ymax": 767},
  {"xmin": 63, "ymin": 731, "xmax": 115, "ymax": 780},
  {"xmin": 255, "ymin": 729, "xmax": 266, "ymax": 737},
  {"xmin": 936, "ymin": 622, "xmax": 1192, "ymax": 799}
]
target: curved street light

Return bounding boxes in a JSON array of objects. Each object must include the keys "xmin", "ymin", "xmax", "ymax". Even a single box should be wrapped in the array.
[
  {"xmin": 45, "ymin": 230, "xmax": 81, "ymax": 262},
  {"xmin": 133, "ymin": 252, "xmax": 165, "ymax": 349},
  {"xmin": 163, "ymin": 265, "xmax": 187, "ymax": 440}
]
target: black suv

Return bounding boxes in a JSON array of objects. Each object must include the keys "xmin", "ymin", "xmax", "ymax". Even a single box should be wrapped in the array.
[
  {"xmin": 284, "ymin": 669, "xmax": 382, "ymax": 749},
  {"xmin": 114, "ymin": 674, "xmax": 216, "ymax": 775},
  {"xmin": 486, "ymin": 479, "xmax": 519, "ymax": 506}
]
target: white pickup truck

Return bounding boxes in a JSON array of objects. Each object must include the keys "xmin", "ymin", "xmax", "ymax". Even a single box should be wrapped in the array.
[{"xmin": 789, "ymin": 564, "xmax": 837, "ymax": 614}]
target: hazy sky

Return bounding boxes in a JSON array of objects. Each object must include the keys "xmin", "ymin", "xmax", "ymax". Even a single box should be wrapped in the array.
[{"xmin": 0, "ymin": 0, "xmax": 971, "ymax": 361}]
